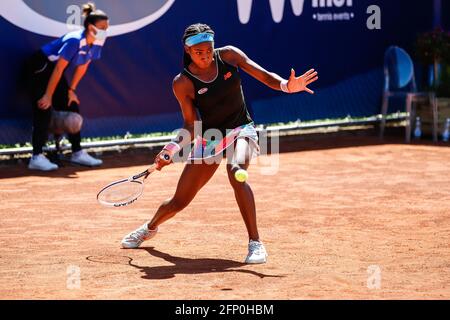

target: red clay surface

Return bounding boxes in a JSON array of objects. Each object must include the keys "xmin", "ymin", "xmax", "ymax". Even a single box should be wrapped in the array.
[{"xmin": 1, "ymin": 136, "xmax": 449, "ymax": 299}]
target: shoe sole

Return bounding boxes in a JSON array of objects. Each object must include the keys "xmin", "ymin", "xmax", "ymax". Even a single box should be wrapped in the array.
[
  {"xmin": 28, "ymin": 165, "xmax": 58, "ymax": 171},
  {"xmin": 70, "ymin": 160, "xmax": 102, "ymax": 168},
  {"xmin": 121, "ymin": 244, "xmax": 140, "ymax": 249},
  {"xmin": 245, "ymin": 259, "xmax": 267, "ymax": 264}
]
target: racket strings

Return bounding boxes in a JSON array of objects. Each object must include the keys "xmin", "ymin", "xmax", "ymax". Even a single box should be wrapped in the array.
[{"xmin": 98, "ymin": 180, "xmax": 143, "ymax": 206}]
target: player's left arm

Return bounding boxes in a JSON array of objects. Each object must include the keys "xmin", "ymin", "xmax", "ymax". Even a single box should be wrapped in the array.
[
  {"xmin": 68, "ymin": 61, "xmax": 91, "ymax": 106},
  {"xmin": 220, "ymin": 45, "xmax": 318, "ymax": 94}
]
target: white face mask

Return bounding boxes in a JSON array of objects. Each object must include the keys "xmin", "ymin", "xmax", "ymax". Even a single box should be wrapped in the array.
[{"xmin": 91, "ymin": 25, "xmax": 108, "ymax": 41}]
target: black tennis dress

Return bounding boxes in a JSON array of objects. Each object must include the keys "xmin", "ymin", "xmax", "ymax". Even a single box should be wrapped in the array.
[{"xmin": 182, "ymin": 49, "xmax": 254, "ymax": 136}]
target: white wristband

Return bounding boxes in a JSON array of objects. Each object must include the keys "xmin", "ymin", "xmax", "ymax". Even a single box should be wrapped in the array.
[
  {"xmin": 163, "ymin": 142, "xmax": 181, "ymax": 157},
  {"xmin": 280, "ymin": 80, "xmax": 290, "ymax": 93}
]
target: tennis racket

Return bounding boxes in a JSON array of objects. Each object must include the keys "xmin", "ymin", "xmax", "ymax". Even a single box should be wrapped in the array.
[{"xmin": 97, "ymin": 154, "xmax": 170, "ymax": 208}]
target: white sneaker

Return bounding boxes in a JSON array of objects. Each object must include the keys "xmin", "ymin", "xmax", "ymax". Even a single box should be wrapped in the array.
[
  {"xmin": 245, "ymin": 240, "xmax": 268, "ymax": 264},
  {"xmin": 121, "ymin": 222, "xmax": 158, "ymax": 249},
  {"xmin": 28, "ymin": 154, "xmax": 58, "ymax": 171},
  {"xmin": 71, "ymin": 150, "xmax": 102, "ymax": 167}
]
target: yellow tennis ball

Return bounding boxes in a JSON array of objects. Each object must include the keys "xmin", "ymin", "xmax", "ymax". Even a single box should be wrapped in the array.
[{"xmin": 234, "ymin": 169, "xmax": 248, "ymax": 182}]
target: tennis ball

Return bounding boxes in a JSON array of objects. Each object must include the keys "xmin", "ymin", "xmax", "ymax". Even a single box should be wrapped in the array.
[{"xmin": 234, "ymin": 169, "xmax": 249, "ymax": 183}]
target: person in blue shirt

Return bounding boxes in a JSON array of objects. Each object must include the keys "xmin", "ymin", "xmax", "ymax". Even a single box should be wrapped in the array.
[{"xmin": 27, "ymin": 2, "xmax": 108, "ymax": 171}]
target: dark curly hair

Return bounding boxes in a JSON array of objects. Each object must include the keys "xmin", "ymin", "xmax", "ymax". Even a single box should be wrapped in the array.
[{"xmin": 182, "ymin": 23, "xmax": 215, "ymax": 67}]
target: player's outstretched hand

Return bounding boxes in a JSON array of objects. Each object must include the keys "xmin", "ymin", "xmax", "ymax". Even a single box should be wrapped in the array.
[{"xmin": 287, "ymin": 68, "xmax": 318, "ymax": 94}]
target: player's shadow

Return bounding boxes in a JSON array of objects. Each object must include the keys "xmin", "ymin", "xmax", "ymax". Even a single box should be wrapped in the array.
[{"xmin": 128, "ymin": 247, "xmax": 284, "ymax": 280}]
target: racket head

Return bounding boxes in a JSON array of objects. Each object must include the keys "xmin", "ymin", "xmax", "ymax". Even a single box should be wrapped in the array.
[
  {"xmin": 97, "ymin": 179, "xmax": 144, "ymax": 208},
  {"xmin": 96, "ymin": 162, "xmax": 161, "ymax": 208}
]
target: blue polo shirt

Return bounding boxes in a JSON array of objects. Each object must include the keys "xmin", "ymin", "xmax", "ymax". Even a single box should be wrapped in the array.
[{"xmin": 41, "ymin": 29, "xmax": 103, "ymax": 66}]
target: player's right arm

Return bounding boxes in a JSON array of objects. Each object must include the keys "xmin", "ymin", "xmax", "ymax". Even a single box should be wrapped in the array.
[
  {"xmin": 37, "ymin": 58, "xmax": 70, "ymax": 109},
  {"xmin": 155, "ymin": 74, "xmax": 198, "ymax": 170}
]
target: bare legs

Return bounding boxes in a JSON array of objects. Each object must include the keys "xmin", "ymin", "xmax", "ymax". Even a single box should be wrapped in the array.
[
  {"xmin": 148, "ymin": 159, "xmax": 220, "ymax": 230},
  {"xmin": 147, "ymin": 138, "xmax": 260, "ymax": 242},
  {"xmin": 226, "ymin": 138, "xmax": 259, "ymax": 241}
]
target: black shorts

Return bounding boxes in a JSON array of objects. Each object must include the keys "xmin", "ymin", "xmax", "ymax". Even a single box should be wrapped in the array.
[{"xmin": 27, "ymin": 50, "xmax": 72, "ymax": 111}]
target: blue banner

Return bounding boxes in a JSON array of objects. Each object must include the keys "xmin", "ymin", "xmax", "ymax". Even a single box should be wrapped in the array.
[{"xmin": 0, "ymin": 0, "xmax": 436, "ymax": 144}]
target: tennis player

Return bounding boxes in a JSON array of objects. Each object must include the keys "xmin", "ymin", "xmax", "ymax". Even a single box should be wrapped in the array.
[
  {"xmin": 27, "ymin": 2, "xmax": 107, "ymax": 171},
  {"xmin": 122, "ymin": 23, "xmax": 318, "ymax": 264}
]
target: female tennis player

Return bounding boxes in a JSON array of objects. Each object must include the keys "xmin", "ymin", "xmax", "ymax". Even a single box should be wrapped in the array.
[
  {"xmin": 27, "ymin": 2, "xmax": 107, "ymax": 171},
  {"xmin": 122, "ymin": 23, "xmax": 318, "ymax": 264}
]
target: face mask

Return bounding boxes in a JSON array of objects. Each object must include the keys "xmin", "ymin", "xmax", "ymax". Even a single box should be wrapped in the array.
[{"xmin": 91, "ymin": 25, "xmax": 108, "ymax": 41}]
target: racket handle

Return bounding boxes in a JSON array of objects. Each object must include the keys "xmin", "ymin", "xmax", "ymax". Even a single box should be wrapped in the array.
[
  {"xmin": 132, "ymin": 170, "xmax": 149, "ymax": 180},
  {"xmin": 130, "ymin": 155, "xmax": 168, "ymax": 181}
]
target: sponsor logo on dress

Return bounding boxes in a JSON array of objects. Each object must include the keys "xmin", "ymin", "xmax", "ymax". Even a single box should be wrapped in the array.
[
  {"xmin": 198, "ymin": 88, "xmax": 209, "ymax": 95},
  {"xmin": 224, "ymin": 72, "xmax": 233, "ymax": 80}
]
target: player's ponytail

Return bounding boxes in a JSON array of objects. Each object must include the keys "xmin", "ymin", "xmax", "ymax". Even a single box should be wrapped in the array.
[
  {"xmin": 82, "ymin": 2, "xmax": 109, "ymax": 29},
  {"xmin": 182, "ymin": 23, "xmax": 215, "ymax": 68}
]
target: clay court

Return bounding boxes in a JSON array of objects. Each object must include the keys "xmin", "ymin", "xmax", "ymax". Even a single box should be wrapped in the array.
[{"xmin": 1, "ymin": 135, "xmax": 449, "ymax": 299}]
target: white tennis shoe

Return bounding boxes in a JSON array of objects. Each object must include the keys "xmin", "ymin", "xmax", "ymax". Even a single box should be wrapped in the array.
[
  {"xmin": 121, "ymin": 222, "xmax": 158, "ymax": 249},
  {"xmin": 245, "ymin": 240, "xmax": 268, "ymax": 264},
  {"xmin": 71, "ymin": 150, "xmax": 102, "ymax": 167},
  {"xmin": 28, "ymin": 154, "xmax": 58, "ymax": 171}
]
